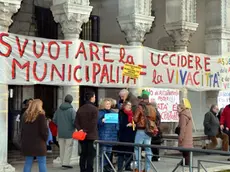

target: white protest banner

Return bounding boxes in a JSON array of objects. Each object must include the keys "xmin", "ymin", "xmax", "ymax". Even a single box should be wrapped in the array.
[
  {"xmin": 144, "ymin": 88, "xmax": 180, "ymax": 122},
  {"xmin": 218, "ymin": 91, "xmax": 230, "ymax": 109},
  {"xmin": 0, "ymin": 32, "xmax": 228, "ymax": 90},
  {"xmin": 143, "ymin": 48, "xmax": 223, "ymax": 91}
]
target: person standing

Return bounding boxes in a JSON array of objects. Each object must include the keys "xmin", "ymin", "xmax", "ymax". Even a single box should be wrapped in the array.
[
  {"xmin": 177, "ymin": 104, "xmax": 193, "ymax": 166},
  {"xmin": 203, "ymin": 104, "xmax": 229, "ymax": 151},
  {"xmin": 21, "ymin": 99, "xmax": 48, "ymax": 172},
  {"xmin": 53, "ymin": 94, "xmax": 76, "ymax": 169},
  {"xmin": 220, "ymin": 104, "xmax": 230, "ymax": 141},
  {"xmin": 98, "ymin": 98, "xmax": 119, "ymax": 172},
  {"xmin": 133, "ymin": 94, "xmax": 156, "ymax": 172},
  {"xmin": 75, "ymin": 92, "xmax": 98, "ymax": 172},
  {"xmin": 151, "ymin": 102, "xmax": 162, "ymax": 162},
  {"xmin": 20, "ymin": 98, "xmax": 33, "ymax": 129},
  {"xmin": 117, "ymin": 101, "xmax": 136, "ymax": 172},
  {"xmin": 119, "ymin": 89, "xmax": 139, "ymax": 112},
  {"xmin": 48, "ymin": 118, "xmax": 59, "ymax": 148}
]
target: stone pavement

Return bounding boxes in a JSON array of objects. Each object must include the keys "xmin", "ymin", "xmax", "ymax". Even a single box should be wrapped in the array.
[{"xmin": 12, "ymin": 154, "xmax": 230, "ymax": 172}]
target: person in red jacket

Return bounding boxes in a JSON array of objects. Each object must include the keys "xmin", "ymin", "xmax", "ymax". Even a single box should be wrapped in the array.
[
  {"xmin": 220, "ymin": 104, "xmax": 230, "ymax": 161},
  {"xmin": 48, "ymin": 118, "xmax": 59, "ymax": 148},
  {"xmin": 220, "ymin": 105, "xmax": 230, "ymax": 134}
]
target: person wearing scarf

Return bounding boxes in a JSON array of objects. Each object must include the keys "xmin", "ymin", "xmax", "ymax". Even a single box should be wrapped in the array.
[
  {"xmin": 117, "ymin": 101, "xmax": 136, "ymax": 172},
  {"xmin": 203, "ymin": 104, "xmax": 229, "ymax": 152}
]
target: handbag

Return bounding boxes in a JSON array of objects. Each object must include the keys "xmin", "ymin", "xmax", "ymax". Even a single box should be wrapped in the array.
[
  {"xmin": 72, "ymin": 130, "xmax": 87, "ymax": 141},
  {"xmin": 174, "ymin": 114, "xmax": 190, "ymax": 135},
  {"xmin": 175, "ymin": 126, "xmax": 180, "ymax": 135}
]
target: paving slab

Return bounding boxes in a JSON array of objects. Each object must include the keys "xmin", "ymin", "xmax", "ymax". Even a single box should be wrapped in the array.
[{"xmin": 11, "ymin": 154, "xmax": 230, "ymax": 172}]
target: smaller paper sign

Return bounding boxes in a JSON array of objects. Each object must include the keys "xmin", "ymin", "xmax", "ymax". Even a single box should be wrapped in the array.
[
  {"xmin": 122, "ymin": 64, "xmax": 141, "ymax": 79},
  {"xmin": 104, "ymin": 113, "xmax": 119, "ymax": 124},
  {"xmin": 183, "ymin": 98, "xmax": 192, "ymax": 109}
]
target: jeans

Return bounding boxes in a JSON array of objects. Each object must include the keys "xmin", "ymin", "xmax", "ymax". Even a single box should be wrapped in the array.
[
  {"xmin": 23, "ymin": 156, "xmax": 47, "ymax": 172},
  {"xmin": 134, "ymin": 130, "xmax": 152, "ymax": 171},
  {"xmin": 79, "ymin": 140, "xmax": 95, "ymax": 172},
  {"xmin": 100, "ymin": 146, "xmax": 112, "ymax": 167}
]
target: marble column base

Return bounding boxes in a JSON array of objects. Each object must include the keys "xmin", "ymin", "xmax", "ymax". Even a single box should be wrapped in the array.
[
  {"xmin": 0, "ymin": 163, "xmax": 15, "ymax": 172},
  {"xmin": 53, "ymin": 156, "xmax": 80, "ymax": 167}
]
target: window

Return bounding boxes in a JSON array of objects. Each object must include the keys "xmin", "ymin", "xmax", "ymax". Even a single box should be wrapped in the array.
[{"xmin": 80, "ymin": 15, "xmax": 100, "ymax": 42}]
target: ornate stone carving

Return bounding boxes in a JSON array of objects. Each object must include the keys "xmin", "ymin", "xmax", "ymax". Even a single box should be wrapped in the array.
[
  {"xmin": 165, "ymin": 0, "xmax": 198, "ymax": 52},
  {"xmin": 205, "ymin": 0, "xmax": 230, "ymax": 55},
  {"xmin": 165, "ymin": 28, "xmax": 196, "ymax": 52},
  {"xmin": 0, "ymin": 0, "xmax": 22, "ymax": 32},
  {"xmin": 51, "ymin": 1, "xmax": 92, "ymax": 39},
  {"xmin": 118, "ymin": 15, "xmax": 154, "ymax": 45},
  {"xmin": 165, "ymin": 21, "xmax": 198, "ymax": 52},
  {"xmin": 117, "ymin": 0, "xmax": 154, "ymax": 45}
]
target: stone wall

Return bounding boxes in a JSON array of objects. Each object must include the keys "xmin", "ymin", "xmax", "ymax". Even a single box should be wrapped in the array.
[{"xmin": 8, "ymin": 0, "xmax": 216, "ymax": 131}]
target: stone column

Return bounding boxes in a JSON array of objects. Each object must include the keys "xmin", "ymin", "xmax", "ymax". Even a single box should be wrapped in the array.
[
  {"xmin": 0, "ymin": 1, "xmax": 22, "ymax": 171},
  {"xmin": 51, "ymin": 0, "xmax": 92, "ymax": 166},
  {"xmin": 164, "ymin": 0, "xmax": 199, "ymax": 52},
  {"xmin": 204, "ymin": 0, "xmax": 230, "ymax": 106},
  {"xmin": 117, "ymin": 0, "xmax": 155, "ymax": 96},
  {"xmin": 164, "ymin": 0, "xmax": 199, "ymax": 99},
  {"xmin": 117, "ymin": 0, "xmax": 154, "ymax": 46}
]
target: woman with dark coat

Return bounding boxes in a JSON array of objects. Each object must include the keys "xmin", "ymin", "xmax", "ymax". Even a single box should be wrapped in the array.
[
  {"xmin": 117, "ymin": 101, "xmax": 136, "ymax": 171},
  {"xmin": 21, "ymin": 99, "xmax": 48, "ymax": 172}
]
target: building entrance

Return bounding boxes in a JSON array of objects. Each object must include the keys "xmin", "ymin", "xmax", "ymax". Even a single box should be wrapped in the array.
[{"xmin": 34, "ymin": 85, "xmax": 58, "ymax": 118}]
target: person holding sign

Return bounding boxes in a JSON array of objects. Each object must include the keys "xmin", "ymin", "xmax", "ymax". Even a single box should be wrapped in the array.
[
  {"xmin": 119, "ymin": 89, "xmax": 139, "ymax": 113},
  {"xmin": 117, "ymin": 101, "xmax": 136, "ymax": 171},
  {"xmin": 98, "ymin": 98, "xmax": 119, "ymax": 172}
]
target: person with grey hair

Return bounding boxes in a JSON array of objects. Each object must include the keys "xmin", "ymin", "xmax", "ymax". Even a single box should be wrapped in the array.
[
  {"xmin": 203, "ymin": 104, "xmax": 229, "ymax": 152},
  {"xmin": 53, "ymin": 94, "xmax": 76, "ymax": 169},
  {"xmin": 119, "ymin": 89, "xmax": 138, "ymax": 113}
]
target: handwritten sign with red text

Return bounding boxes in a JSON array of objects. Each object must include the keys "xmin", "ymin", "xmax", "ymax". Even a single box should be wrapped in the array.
[
  {"xmin": 0, "ymin": 32, "xmax": 227, "ymax": 90},
  {"xmin": 144, "ymin": 88, "xmax": 180, "ymax": 122}
]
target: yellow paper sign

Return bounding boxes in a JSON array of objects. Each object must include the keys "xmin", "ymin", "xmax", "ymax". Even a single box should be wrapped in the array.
[
  {"xmin": 122, "ymin": 64, "xmax": 141, "ymax": 79},
  {"xmin": 183, "ymin": 98, "xmax": 192, "ymax": 109}
]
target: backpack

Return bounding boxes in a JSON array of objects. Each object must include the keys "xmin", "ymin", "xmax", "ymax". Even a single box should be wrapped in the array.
[{"xmin": 139, "ymin": 103, "xmax": 158, "ymax": 137}]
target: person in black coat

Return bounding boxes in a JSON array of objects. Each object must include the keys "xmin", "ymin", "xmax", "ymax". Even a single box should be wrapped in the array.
[{"xmin": 117, "ymin": 101, "xmax": 136, "ymax": 171}]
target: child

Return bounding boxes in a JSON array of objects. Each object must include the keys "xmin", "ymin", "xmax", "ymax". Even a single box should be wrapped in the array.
[
  {"xmin": 48, "ymin": 118, "xmax": 59, "ymax": 148},
  {"xmin": 47, "ymin": 118, "xmax": 53, "ymax": 153}
]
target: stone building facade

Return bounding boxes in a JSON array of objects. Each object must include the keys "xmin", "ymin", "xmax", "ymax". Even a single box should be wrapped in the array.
[{"xmin": 0, "ymin": 0, "xmax": 229, "ymax": 171}]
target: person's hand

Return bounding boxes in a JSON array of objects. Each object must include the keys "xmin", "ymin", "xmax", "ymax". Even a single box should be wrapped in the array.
[
  {"xmin": 226, "ymin": 127, "xmax": 229, "ymax": 131},
  {"xmin": 79, "ymin": 129, "xmax": 83, "ymax": 132},
  {"xmin": 127, "ymin": 123, "xmax": 132, "ymax": 127},
  {"xmin": 102, "ymin": 118, "xmax": 106, "ymax": 123},
  {"xmin": 220, "ymin": 125, "xmax": 224, "ymax": 130}
]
